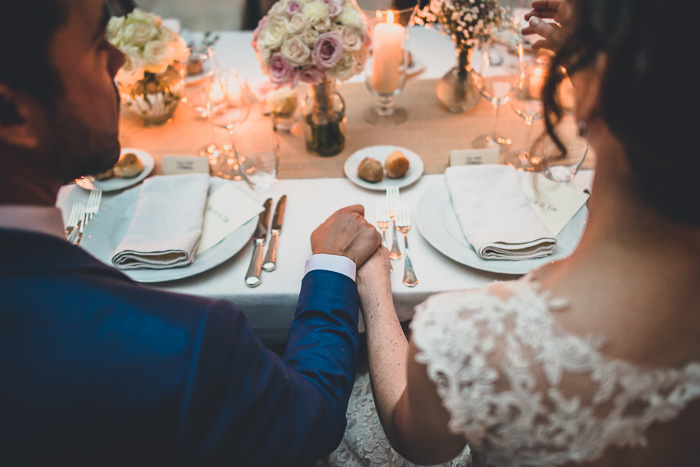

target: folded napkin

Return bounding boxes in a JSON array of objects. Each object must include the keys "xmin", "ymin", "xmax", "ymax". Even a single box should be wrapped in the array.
[
  {"xmin": 445, "ymin": 165, "xmax": 557, "ymax": 260},
  {"xmin": 112, "ymin": 174, "xmax": 210, "ymax": 270}
]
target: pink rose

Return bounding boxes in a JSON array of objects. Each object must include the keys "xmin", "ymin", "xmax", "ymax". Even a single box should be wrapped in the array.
[
  {"xmin": 322, "ymin": 0, "xmax": 342, "ymax": 17},
  {"xmin": 298, "ymin": 65, "xmax": 325, "ymax": 84},
  {"xmin": 287, "ymin": 1, "xmax": 301, "ymax": 14},
  {"xmin": 268, "ymin": 54, "xmax": 296, "ymax": 86},
  {"xmin": 312, "ymin": 32, "xmax": 343, "ymax": 69}
]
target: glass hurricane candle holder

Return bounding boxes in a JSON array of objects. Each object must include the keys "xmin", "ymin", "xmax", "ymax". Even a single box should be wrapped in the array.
[{"xmin": 363, "ymin": 6, "xmax": 416, "ymax": 125}]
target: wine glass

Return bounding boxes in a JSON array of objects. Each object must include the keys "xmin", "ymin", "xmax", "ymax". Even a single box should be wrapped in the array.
[
  {"xmin": 503, "ymin": 46, "xmax": 551, "ymax": 170},
  {"xmin": 363, "ymin": 7, "xmax": 416, "ymax": 125},
  {"xmin": 471, "ymin": 38, "xmax": 519, "ymax": 150},
  {"xmin": 207, "ymin": 69, "xmax": 251, "ymax": 180},
  {"xmin": 539, "ymin": 117, "xmax": 589, "ymax": 183},
  {"xmin": 234, "ymin": 123, "xmax": 280, "ymax": 191}
]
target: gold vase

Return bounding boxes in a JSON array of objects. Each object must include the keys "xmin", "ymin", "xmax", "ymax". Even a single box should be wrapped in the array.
[
  {"xmin": 118, "ymin": 63, "xmax": 185, "ymax": 126},
  {"xmin": 436, "ymin": 48, "xmax": 481, "ymax": 114}
]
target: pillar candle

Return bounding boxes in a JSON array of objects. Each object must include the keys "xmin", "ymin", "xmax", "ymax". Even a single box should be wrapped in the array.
[{"xmin": 371, "ymin": 13, "xmax": 405, "ymax": 94}]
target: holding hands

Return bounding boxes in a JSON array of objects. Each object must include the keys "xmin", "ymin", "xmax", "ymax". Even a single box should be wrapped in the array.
[{"xmin": 311, "ymin": 205, "xmax": 382, "ymax": 267}]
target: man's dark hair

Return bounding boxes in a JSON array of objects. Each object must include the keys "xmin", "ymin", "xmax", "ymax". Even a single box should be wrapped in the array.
[{"xmin": 0, "ymin": 1, "xmax": 68, "ymax": 106}]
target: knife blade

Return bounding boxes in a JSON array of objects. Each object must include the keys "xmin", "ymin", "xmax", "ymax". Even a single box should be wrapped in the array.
[
  {"xmin": 262, "ymin": 195, "xmax": 287, "ymax": 272},
  {"xmin": 245, "ymin": 198, "xmax": 272, "ymax": 287}
]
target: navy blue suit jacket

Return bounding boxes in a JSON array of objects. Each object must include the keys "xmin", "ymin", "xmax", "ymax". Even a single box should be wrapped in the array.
[{"xmin": 0, "ymin": 229, "xmax": 360, "ymax": 466}]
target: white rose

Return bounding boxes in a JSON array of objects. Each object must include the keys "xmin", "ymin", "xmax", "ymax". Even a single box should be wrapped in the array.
[
  {"xmin": 310, "ymin": 15, "xmax": 331, "ymax": 32},
  {"xmin": 281, "ymin": 36, "xmax": 311, "ymax": 66},
  {"xmin": 116, "ymin": 46, "xmax": 144, "ymax": 85},
  {"xmin": 269, "ymin": 1, "xmax": 286, "ymax": 16},
  {"xmin": 288, "ymin": 12, "xmax": 309, "ymax": 34},
  {"xmin": 106, "ymin": 16, "xmax": 125, "ymax": 46},
  {"xmin": 168, "ymin": 34, "xmax": 190, "ymax": 63},
  {"xmin": 300, "ymin": 28, "xmax": 319, "ymax": 47},
  {"xmin": 331, "ymin": 54, "xmax": 355, "ymax": 81},
  {"xmin": 262, "ymin": 16, "xmax": 289, "ymax": 50},
  {"xmin": 123, "ymin": 19, "xmax": 158, "ymax": 46},
  {"xmin": 143, "ymin": 39, "xmax": 170, "ymax": 72},
  {"xmin": 352, "ymin": 49, "xmax": 368, "ymax": 74},
  {"xmin": 129, "ymin": 8, "xmax": 162, "ymax": 29},
  {"xmin": 337, "ymin": 25, "xmax": 362, "ymax": 52},
  {"xmin": 338, "ymin": 4, "xmax": 364, "ymax": 29},
  {"xmin": 303, "ymin": 2, "xmax": 329, "ymax": 24}
]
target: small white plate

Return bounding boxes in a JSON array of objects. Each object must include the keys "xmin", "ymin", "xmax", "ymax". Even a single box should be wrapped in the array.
[
  {"xmin": 75, "ymin": 148, "xmax": 154, "ymax": 192},
  {"xmin": 344, "ymin": 145, "xmax": 424, "ymax": 191}
]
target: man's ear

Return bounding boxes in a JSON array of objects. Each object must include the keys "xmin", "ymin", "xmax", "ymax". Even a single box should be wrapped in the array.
[{"xmin": 0, "ymin": 83, "xmax": 41, "ymax": 149}]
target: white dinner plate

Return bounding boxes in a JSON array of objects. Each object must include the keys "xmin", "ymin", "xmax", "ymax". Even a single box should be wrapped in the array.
[
  {"xmin": 344, "ymin": 145, "xmax": 424, "ymax": 191},
  {"xmin": 416, "ymin": 178, "xmax": 588, "ymax": 275},
  {"xmin": 81, "ymin": 178, "xmax": 257, "ymax": 283},
  {"xmin": 75, "ymin": 148, "xmax": 154, "ymax": 192}
]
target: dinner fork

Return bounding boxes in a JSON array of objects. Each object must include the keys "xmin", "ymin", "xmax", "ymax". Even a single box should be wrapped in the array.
[
  {"xmin": 375, "ymin": 198, "xmax": 390, "ymax": 246},
  {"xmin": 386, "ymin": 187, "xmax": 402, "ymax": 260},
  {"xmin": 398, "ymin": 203, "xmax": 418, "ymax": 287},
  {"xmin": 85, "ymin": 189, "xmax": 102, "ymax": 224},
  {"xmin": 64, "ymin": 203, "xmax": 82, "ymax": 237},
  {"xmin": 66, "ymin": 203, "xmax": 85, "ymax": 244}
]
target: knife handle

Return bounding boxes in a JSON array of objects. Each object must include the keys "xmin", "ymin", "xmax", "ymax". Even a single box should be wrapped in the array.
[
  {"xmin": 262, "ymin": 231, "xmax": 279, "ymax": 272},
  {"xmin": 245, "ymin": 239, "xmax": 264, "ymax": 287}
]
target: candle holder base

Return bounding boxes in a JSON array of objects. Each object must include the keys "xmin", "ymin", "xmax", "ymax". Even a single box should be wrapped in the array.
[{"xmin": 363, "ymin": 106, "xmax": 408, "ymax": 125}]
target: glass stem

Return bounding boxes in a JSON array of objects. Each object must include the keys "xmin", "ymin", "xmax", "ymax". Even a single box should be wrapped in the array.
[
  {"xmin": 521, "ymin": 118, "xmax": 533, "ymax": 161},
  {"xmin": 491, "ymin": 104, "xmax": 501, "ymax": 139},
  {"xmin": 376, "ymin": 95, "xmax": 395, "ymax": 117}
]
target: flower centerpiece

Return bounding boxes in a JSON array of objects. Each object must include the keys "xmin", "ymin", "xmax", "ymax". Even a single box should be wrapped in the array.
[
  {"xmin": 107, "ymin": 8, "xmax": 190, "ymax": 125},
  {"xmin": 252, "ymin": 0, "xmax": 371, "ymax": 156},
  {"xmin": 415, "ymin": 0, "xmax": 507, "ymax": 113}
]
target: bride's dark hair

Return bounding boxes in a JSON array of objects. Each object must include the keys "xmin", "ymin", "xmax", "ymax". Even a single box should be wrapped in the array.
[{"xmin": 542, "ymin": 0, "xmax": 698, "ymax": 225}]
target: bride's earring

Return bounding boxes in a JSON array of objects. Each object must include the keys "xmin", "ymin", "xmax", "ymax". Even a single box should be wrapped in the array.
[{"xmin": 578, "ymin": 120, "xmax": 587, "ymax": 136}]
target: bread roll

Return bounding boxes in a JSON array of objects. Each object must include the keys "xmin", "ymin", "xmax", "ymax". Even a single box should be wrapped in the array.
[
  {"xmin": 113, "ymin": 152, "xmax": 144, "ymax": 179},
  {"xmin": 385, "ymin": 150, "xmax": 409, "ymax": 178},
  {"xmin": 357, "ymin": 157, "xmax": 384, "ymax": 183}
]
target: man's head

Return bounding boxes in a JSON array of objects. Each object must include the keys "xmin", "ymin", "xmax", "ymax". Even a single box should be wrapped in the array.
[{"xmin": 0, "ymin": 0, "xmax": 125, "ymax": 203}]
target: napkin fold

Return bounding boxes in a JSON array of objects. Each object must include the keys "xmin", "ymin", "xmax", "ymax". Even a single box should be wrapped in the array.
[
  {"xmin": 445, "ymin": 165, "xmax": 556, "ymax": 260},
  {"xmin": 112, "ymin": 174, "xmax": 210, "ymax": 270}
]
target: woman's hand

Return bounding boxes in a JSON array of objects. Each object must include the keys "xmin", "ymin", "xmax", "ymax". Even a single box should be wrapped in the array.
[
  {"xmin": 357, "ymin": 246, "xmax": 393, "ymax": 312},
  {"xmin": 521, "ymin": 0, "xmax": 571, "ymax": 52}
]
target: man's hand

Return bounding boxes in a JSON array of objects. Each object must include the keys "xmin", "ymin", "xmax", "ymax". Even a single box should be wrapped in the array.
[{"xmin": 311, "ymin": 205, "xmax": 381, "ymax": 267}]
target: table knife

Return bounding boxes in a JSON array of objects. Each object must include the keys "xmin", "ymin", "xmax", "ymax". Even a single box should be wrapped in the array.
[
  {"xmin": 262, "ymin": 195, "xmax": 287, "ymax": 272},
  {"xmin": 245, "ymin": 198, "xmax": 272, "ymax": 288}
]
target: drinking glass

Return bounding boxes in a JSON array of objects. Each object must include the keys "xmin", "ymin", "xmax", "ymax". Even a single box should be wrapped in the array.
[
  {"xmin": 363, "ymin": 6, "xmax": 416, "ymax": 125},
  {"xmin": 539, "ymin": 119, "xmax": 589, "ymax": 183},
  {"xmin": 471, "ymin": 38, "xmax": 519, "ymax": 150},
  {"xmin": 185, "ymin": 45, "xmax": 218, "ymax": 85},
  {"xmin": 207, "ymin": 69, "xmax": 251, "ymax": 180},
  {"xmin": 234, "ymin": 124, "xmax": 280, "ymax": 191},
  {"xmin": 503, "ymin": 47, "xmax": 551, "ymax": 170}
]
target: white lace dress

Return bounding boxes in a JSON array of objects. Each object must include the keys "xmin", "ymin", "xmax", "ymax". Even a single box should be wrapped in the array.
[{"xmin": 329, "ymin": 274, "xmax": 700, "ymax": 466}]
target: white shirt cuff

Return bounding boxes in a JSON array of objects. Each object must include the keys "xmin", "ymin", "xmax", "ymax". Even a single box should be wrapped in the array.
[{"xmin": 304, "ymin": 254, "xmax": 356, "ymax": 282}]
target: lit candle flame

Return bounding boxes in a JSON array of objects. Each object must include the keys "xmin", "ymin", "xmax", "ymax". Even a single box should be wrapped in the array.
[{"xmin": 387, "ymin": 10, "xmax": 394, "ymax": 23}]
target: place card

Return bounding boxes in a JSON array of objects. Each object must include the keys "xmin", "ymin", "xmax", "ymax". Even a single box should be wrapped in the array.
[
  {"xmin": 449, "ymin": 147, "xmax": 499, "ymax": 166},
  {"xmin": 520, "ymin": 173, "xmax": 589, "ymax": 235},
  {"xmin": 196, "ymin": 184, "xmax": 264, "ymax": 254},
  {"xmin": 162, "ymin": 155, "xmax": 210, "ymax": 175}
]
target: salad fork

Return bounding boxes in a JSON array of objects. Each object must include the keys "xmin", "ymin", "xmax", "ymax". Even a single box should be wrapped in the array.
[
  {"xmin": 375, "ymin": 198, "xmax": 390, "ymax": 245},
  {"xmin": 386, "ymin": 187, "xmax": 402, "ymax": 260},
  {"xmin": 398, "ymin": 203, "xmax": 418, "ymax": 287},
  {"xmin": 66, "ymin": 203, "xmax": 85, "ymax": 244}
]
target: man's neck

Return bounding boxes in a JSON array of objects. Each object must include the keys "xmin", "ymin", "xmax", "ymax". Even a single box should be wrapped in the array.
[{"xmin": 0, "ymin": 156, "xmax": 60, "ymax": 206}]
